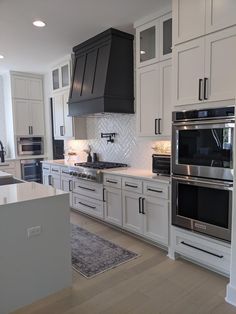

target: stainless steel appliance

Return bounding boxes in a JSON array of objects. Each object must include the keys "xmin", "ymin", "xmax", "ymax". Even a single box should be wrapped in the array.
[
  {"xmin": 152, "ymin": 154, "xmax": 170, "ymax": 176},
  {"xmin": 17, "ymin": 137, "xmax": 44, "ymax": 156},
  {"xmin": 21, "ymin": 159, "xmax": 43, "ymax": 183},
  {"xmin": 69, "ymin": 161, "xmax": 127, "ymax": 183},
  {"xmin": 172, "ymin": 106, "xmax": 235, "ymax": 242},
  {"xmin": 172, "ymin": 106, "xmax": 234, "ymax": 181}
]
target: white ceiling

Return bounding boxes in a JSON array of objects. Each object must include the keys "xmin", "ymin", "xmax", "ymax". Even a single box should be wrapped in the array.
[{"xmin": 0, "ymin": 0, "xmax": 171, "ymax": 74}]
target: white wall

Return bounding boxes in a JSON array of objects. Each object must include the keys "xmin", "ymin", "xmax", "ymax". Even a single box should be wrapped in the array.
[{"xmin": 0, "ymin": 76, "xmax": 6, "ymax": 145}]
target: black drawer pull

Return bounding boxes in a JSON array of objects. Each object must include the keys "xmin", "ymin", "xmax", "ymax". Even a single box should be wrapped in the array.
[
  {"xmin": 138, "ymin": 197, "xmax": 142, "ymax": 214},
  {"xmin": 78, "ymin": 185, "xmax": 96, "ymax": 192},
  {"xmin": 69, "ymin": 180, "xmax": 73, "ymax": 192},
  {"xmin": 147, "ymin": 188, "xmax": 163, "ymax": 193},
  {"xmin": 78, "ymin": 201, "xmax": 96, "ymax": 210},
  {"xmin": 198, "ymin": 78, "xmax": 203, "ymax": 101},
  {"xmin": 62, "ymin": 170, "xmax": 69, "ymax": 175},
  {"xmin": 52, "ymin": 169, "xmax": 59, "ymax": 172},
  {"xmin": 103, "ymin": 188, "xmax": 106, "ymax": 202},
  {"xmin": 181, "ymin": 241, "xmax": 224, "ymax": 259},
  {"xmin": 43, "ymin": 167, "xmax": 49, "ymax": 171},
  {"xmin": 142, "ymin": 198, "xmax": 145, "ymax": 214},
  {"xmin": 106, "ymin": 180, "xmax": 118, "ymax": 184},
  {"xmin": 125, "ymin": 183, "xmax": 138, "ymax": 188}
]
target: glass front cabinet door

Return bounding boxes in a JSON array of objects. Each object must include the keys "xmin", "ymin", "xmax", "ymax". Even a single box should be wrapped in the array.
[
  {"xmin": 52, "ymin": 61, "xmax": 71, "ymax": 91},
  {"xmin": 136, "ymin": 13, "xmax": 172, "ymax": 67}
]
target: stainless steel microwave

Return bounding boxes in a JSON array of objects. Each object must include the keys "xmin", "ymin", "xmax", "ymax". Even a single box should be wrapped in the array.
[{"xmin": 17, "ymin": 137, "xmax": 44, "ymax": 156}]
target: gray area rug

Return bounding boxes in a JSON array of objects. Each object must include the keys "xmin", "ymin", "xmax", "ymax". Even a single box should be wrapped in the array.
[{"xmin": 71, "ymin": 224, "xmax": 139, "ymax": 278}]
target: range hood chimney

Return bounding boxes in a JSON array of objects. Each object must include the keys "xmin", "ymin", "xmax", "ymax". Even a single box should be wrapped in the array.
[{"xmin": 68, "ymin": 28, "xmax": 134, "ymax": 116}]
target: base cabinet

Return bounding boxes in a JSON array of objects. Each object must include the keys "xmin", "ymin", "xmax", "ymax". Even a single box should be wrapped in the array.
[
  {"xmin": 122, "ymin": 191, "xmax": 143, "ymax": 234},
  {"xmin": 61, "ymin": 177, "xmax": 73, "ymax": 206},
  {"xmin": 72, "ymin": 193, "xmax": 104, "ymax": 219},
  {"xmin": 104, "ymin": 186, "xmax": 122, "ymax": 226}
]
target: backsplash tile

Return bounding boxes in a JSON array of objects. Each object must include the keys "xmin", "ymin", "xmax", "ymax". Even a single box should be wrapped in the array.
[{"xmin": 65, "ymin": 114, "xmax": 171, "ymax": 170}]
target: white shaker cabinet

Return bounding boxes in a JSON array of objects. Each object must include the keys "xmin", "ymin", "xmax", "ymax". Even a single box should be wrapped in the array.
[
  {"xmin": 172, "ymin": 0, "xmax": 206, "ymax": 45},
  {"xmin": 137, "ymin": 59, "xmax": 172, "ymax": 137},
  {"xmin": 104, "ymin": 186, "xmax": 122, "ymax": 226},
  {"xmin": 173, "ymin": 38, "xmax": 205, "ymax": 106},
  {"xmin": 12, "ymin": 75, "xmax": 43, "ymax": 100}
]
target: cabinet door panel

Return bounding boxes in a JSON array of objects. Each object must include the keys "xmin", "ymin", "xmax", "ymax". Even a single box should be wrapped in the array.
[
  {"xmin": 13, "ymin": 99, "xmax": 31, "ymax": 136},
  {"xmin": 173, "ymin": 38, "xmax": 205, "ymax": 106},
  {"xmin": 143, "ymin": 196, "xmax": 169, "ymax": 245},
  {"xmin": 28, "ymin": 78, "xmax": 43, "ymax": 100},
  {"xmin": 160, "ymin": 13, "xmax": 172, "ymax": 61},
  {"xmin": 12, "ymin": 76, "xmax": 28, "ymax": 99},
  {"xmin": 51, "ymin": 174, "xmax": 61, "ymax": 189},
  {"xmin": 30, "ymin": 101, "xmax": 45, "ymax": 135},
  {"xmin": 172, "ymin": 0, "xmax": 205, "ymax": 44},
  {"xmin": 61, "ymin": 177, "xmax": 73, "ymax": 206},
  {"xmin": 63, "ymin": 90, "xmax": 74, "ymax": 138},
  {"xmin": 205, "ymin": 27, "xmax": 236, "ymax": 102},
  {"xmin": 159, "ymin": 60, "xmax": 172, "ymax": 137},
  {"xmin": 53, "ymin": 94, "xmax": 64, "ymax": 139},
  {"xmin": 104, "ymin": 187, "xmax": 122, "ymax": 226},
  {"xmin": 122, "ymin": 191, "xmax": 143, "ymax": 234},
  {"xmin": 137, "ymin": 63, "xmax": 160, "ymax": 136},
  {"xmin": 205, "ymin": 0, "xmax": 236, "ymax": 33}
]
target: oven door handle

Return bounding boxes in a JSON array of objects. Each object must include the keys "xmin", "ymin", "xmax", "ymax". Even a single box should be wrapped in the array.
[
  {"xmin": 172, "ymin": 175, "xmax": 233, "ymax": 190},
  {"xmin": 172, "ymin": 119, "xmax": 235, "ymax": 127}
]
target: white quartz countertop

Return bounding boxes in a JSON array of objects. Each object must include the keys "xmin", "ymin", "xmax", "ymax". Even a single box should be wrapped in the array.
[
  {"xmin": 42, "ymin": 159, "xmax": 76, "ymax": 167},
  {"xmin": 0, "ymin": 171, "xmax": 13, "ymax": 179},
  {"xmin": 0, "ymin": 182, "xmax": 67, "ymax": 206},
  {"xmin": 102, "ymin": 168, "xmax": 171, "ymax": 183}
]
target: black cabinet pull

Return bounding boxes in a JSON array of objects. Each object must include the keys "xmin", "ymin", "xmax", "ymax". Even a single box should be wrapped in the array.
[
  {"xmin": 180, "ymin": 241, "xmax": 223, "ymax": 259},
  {"xmin": 158, "ymin": 118, "xmax": 161, "ymax": 134},
  {"xmin": 106, "ymin": 180, "xmax": 118, "ymax": 184},
  {"xmin": 48, "ymin": 174, "xmax": 52, "ymax": 186},
  {"xmin": 51, "ymin": 169, "xmax": 59, "ymax": 172},
  {"xmin": 103, "ymin": 188, "xmax": 106, "ymax": 202},
  {"xmin": 147, "ymin": 188, "xmax": 163, "ymax": 193},
  {"xmin": 125, "ymin": 183, "xmax": 138, "ymax": 188},
  {"xmin": 198, "ymin": 78, "xmax": 203, "ymax": 101},
  {"xmin": 155, "ymin": 119, "xmax": 158, "ymax": 135},
  {"xmin": 78, "ymin": 185, "xmax": 96, "ymax": 192},
  {"xmin": 204, "ymin": 77, "xmax": 208, "ymax": 100},
  {"xmin": 78, "ymin": 201, "xmax": 96, "ymax": 210},
  {"xmin": 142, "ymin": 198, "xmax": 145, "ymax": 214},
  {"xmin": 69, "ymin": 180, "xmax": 73, "ymax": 192},
  {"xmin": 29, "ymin": 126, "xmax": 31, "ymax": 135},
  {"xmin": 31, "ymin": 126, "xmax": 33, "ymax": 134},
  {"xmin": 138, "ymin": 197, "xmax": 142, "ymax": 214}
]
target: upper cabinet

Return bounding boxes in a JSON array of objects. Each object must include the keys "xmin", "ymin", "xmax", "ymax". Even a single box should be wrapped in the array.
[
  {"xmin": 52, "ymin": 60, "xmax": 71, "ymax": 92},
  {"xmin": 136, "ymin": 12, "xmax": 172, "ymax": 67},
  {"xmin": 173, "ymin": 0, "xmax": 236, "ymax": 45},
  {"xmin": 11, "ymin": 75, "xmax": 43, "ymax": 100}
]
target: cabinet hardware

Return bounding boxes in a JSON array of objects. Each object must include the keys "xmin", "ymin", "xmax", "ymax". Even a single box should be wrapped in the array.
[
  {"xmin": 147, "ymin": 188, "xmax": 163, "ymax": 193},
  {"xmin": 51, "ymin": 169, "xmax": 59, "ymax": 172},
  {"xmin": 198, "ymin": 78, "xmax": 203, "ymax": 101},
  {"xmin": 78, "ymin": 201, "xmax": 96, "ymax": 210},
  {"xmin": 29, "ymin": 126, "xmax": 31, "ymax": 135},
  {"xmin": 142, "ymin": 198, "xmax": 145, "ymax": 214},
  {"xmin": 78, "ymin": 185, "xmax": 96, "ymax": 192},
  {"xmin": 106, "ymin": 180, "xmax": 118, "ymax": 184},
  {"xmin": 60, "ymin": 126, "xmax": 63, "ymax": 136},
  {"xmin": 204, "ymin": 77, "xmax": 208, "ymax": 100},
  {"xmin": 180, "ymin": 241, "xmax": 223, "ymax": 258},
  {"xmin": 62, "ymin": 170, "xmax": 69, "ymax": 175},
  {"xmin": 158, "ymin": 118, "xmax": 161, "ymax": 134},
  {"xmin": 125, "ymin": 183, "xmax": 138, "ymax": 188},
  {"xmin": 69, "ymin": 180, "xmax": 73, "ymax": 192},
  {"xmin": 138, "ymin": 197, "xmax": 142, "ymax": 214},
  {"xmin": 43, "ymin": 167, "xmax": 49, "ymax": 171},
  {"xmin": 155, "ymin": 119, "xmax": 158, "ymax": 135},
  {"xmin": 103, "ymin": 188, "xmax": 106, "ymax": 202},
  {"xmin": 48, "ymin": 174, "xmax": 52, "ymax": 186},
  {"xmin": 31, "ymin": 126, "xmax": 33, "ymax": 134}
]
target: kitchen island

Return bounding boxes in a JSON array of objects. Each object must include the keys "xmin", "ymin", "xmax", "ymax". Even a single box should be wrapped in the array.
[{"xmin": 0, "ymin": 177, "xmax": 72, "ymax": 314}]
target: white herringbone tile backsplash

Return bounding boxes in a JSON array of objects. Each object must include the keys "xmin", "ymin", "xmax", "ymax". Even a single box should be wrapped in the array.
[{"xmin": 65, "ymin": 114, "xmax": 170, "ymax": 170}]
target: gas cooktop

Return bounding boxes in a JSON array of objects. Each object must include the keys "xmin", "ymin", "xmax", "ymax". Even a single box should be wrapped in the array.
[
  {"xmin": 74, "ymin": 161, "xmax": 128, "ymax": 170},
  {"xmin": 70, "ymin": 161, "xmax": 127, "ymax": 183}
]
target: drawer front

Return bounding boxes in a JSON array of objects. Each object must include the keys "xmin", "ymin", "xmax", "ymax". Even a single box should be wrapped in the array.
[
  {"xmin": 104, "ymin": 175, "xmax": 122, "ymax": 188},
  {"xmin": 174, "ymin": 228, "xmax": 230, "ymax": 275},
  {"xmin": 143, "ymin": 181, "xmax": 169, "ymax": 199},
  {"xmin": 60, "ymin": 166, "xmax": 71, "ymax": 178},
  {"xmin": 50, "ymin": 165, "xmax": 61, "ymax": 175},
  {"xmin": 42, "ymin": 164, "xmax": 51, "ymax": 173},
  {"xmin": 73, "ymin": 179, "xmax": 103, "ymax": 201},
  {"xmin": 122, "ymin": 177, "xmax": 142, "ymax": 194},
  {"xmin": 0, "ymin": 161, "xmax": 16, "ymax": 170},
  {"xmin": 72, "ymin": 194, "xmax": 104, "ymax": 219}
]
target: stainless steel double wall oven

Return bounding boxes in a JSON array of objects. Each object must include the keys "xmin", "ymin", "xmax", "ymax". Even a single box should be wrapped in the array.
[{"xmin": 172, "ymin": 107, "xmax": 234, "ymax": 242}]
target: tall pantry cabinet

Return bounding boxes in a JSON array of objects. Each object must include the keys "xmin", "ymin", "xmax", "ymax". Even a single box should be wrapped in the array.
[{"xmin": 134, "ymin": 9, "xmax": 173, "ymax": 138}]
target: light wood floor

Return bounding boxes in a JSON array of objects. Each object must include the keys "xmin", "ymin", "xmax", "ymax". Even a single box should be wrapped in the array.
[{"xmin": 13, "ymin": 211, "xmax": 236, "ymax": 314}]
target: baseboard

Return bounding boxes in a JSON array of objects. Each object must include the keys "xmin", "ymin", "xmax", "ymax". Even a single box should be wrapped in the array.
[{"xmin": 225, "ymin": 283, "xmax": 236, "ymax": 307}]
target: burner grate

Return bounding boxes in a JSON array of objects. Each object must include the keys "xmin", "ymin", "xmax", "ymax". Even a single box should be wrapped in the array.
[{"xmin": 74, "ymin": 161, "xmax": 128, "ymax": 169}]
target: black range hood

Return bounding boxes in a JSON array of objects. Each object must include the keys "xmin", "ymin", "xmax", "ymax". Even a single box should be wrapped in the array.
[{"xmin": 68, "ymin": 28, "xmax": 134, "ymax": 116}]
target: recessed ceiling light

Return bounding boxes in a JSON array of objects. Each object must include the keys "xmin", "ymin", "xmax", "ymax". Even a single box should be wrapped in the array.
[
  {"xmin": 0, "ymin": 55, "xmax": 4, "ymax": 59},
  {"xmin": 140, "ymin": 50, "xmax": 146, "ymax": 55},
  {"xmin": 33, "ymin": 20, "xmax": 46, "ymax": 27}
]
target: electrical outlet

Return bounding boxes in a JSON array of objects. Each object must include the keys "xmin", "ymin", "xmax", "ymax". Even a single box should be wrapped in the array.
[{"xmin": 27, "ymin": 226, "xmax": 42, "ymax": 239}]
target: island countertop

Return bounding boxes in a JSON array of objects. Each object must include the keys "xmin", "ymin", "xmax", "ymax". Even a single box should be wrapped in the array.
[{"xmin": 0, "ymin": 182, "xmax": 67, "ymax": 206}]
